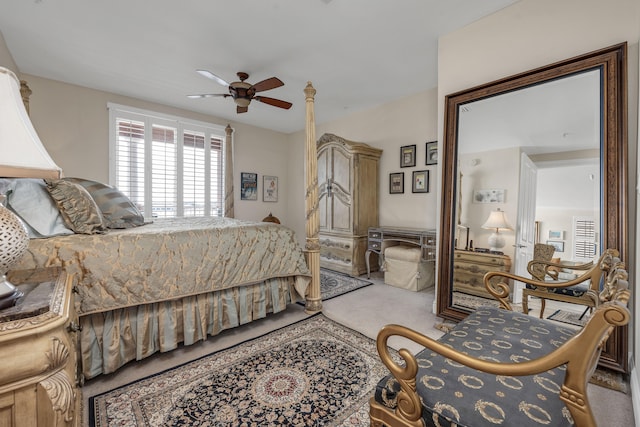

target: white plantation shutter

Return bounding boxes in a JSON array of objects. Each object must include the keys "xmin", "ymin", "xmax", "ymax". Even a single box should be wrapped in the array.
[
  {"xmin": 573, "ymin": 216, "xmax": 597, "ymax": 261},
  {"xmin": 151, "ymin": 125, "xmax": 177, "ymax": 217},
  {"xmin": 114, "ymin": 118, "xmax": 145, "ymax": 211},
  {"xmin": 183, "ymin": 130, "xmax": 207, "ymax": 217},
  {"xmin": 109, "ymin": 104, "xmax": 225, "ymax": 218},
  {"xmin": 209, "ymin": 137, "xmax": 223, "ymax": 216}
]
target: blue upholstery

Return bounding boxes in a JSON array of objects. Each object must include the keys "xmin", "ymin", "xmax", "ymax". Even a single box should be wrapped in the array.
[{"xmin": 374, "ymin": 307, "xmax": 576, "ymax": 426}]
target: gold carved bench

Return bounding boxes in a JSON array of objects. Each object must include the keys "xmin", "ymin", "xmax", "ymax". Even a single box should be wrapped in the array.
[{"xmin": 369, "ymin": 249, "xmax": 629, "ymax": 427}]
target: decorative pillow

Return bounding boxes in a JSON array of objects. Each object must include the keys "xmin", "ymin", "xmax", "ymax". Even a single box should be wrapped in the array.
[
  {"xmin": 63, "ymin": 177, "xmax": 147, "ymax": 229},
  {"xmin": 3, "ymin": 178, "xmax": 74, "ymax": 238},
  {"xmin": 45, "ymin": 180, "xmax": 107, "ymax": 234}
]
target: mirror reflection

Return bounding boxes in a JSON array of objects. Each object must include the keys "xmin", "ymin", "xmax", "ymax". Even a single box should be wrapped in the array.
[
  {"xmin": 437, "ymin": 43, "xmax": 626, "ymax": 372},
  {"xmin": 450, "ymin": 69, "xmax": 601, "ymax": 313}
]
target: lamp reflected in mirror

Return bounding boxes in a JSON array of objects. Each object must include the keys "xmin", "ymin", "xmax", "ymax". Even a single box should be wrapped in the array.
[{"xmin": 481, "ymin": 208, "xmax": 512, "ymax": 252}]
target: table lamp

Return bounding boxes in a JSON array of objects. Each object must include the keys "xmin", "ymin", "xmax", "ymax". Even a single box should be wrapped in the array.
[
  {"xmin": 481, "ymin": 208, "xmax": 512, "ymax": 252},
  {"xmin": 0, "ymin": 66, "xmax": 62, "ymax": 308}
]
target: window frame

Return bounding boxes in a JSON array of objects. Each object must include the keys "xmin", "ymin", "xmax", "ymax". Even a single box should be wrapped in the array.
[{"xmin": 108, "ymin": 103, "xmax": 226, "ymax": 219}]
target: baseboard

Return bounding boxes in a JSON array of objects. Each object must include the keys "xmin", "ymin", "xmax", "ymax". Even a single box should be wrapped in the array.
[{"xmin": 630, "ymin": 365, "xmax": 640, "ymax": 425}]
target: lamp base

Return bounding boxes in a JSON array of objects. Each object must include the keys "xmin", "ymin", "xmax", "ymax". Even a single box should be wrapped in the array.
[
  {"xmin": 0, "ymin": 275, "xmax": 22, "ymax": 309},
  {"xmin": 487, "ymin": 232, "xmax": 505, "ymax": 252}
]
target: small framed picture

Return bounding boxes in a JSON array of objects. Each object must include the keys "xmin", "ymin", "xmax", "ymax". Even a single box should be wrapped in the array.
[
  {"xmin": 412, "ymin": 170, "xmax": 429, "ymax": 193},
  {"xmin": 240, "ymin": 172, "xmax": 258, "ymax": 201},
  {"xmin": 425, "ymin": 141, "xmax": 438, "ymax": 165},
  {"xmin": 400, "ymin": 144, "xmax": 416, "ymax": 168},
  {"xmin": 473, "ymin": 189, "xmax": 505, "ymax": 204},
  {"xmin": 547, "ymin": 240, "xmax": 565, "ymax": 252},
  {"xmin": 263, "ymin": 175, "xmax": 278, "ymax": 202},
  {"xmin": 548, "ymin": 230, "xmax": 564, "ymax": 239},
  {"xmin": 389, "ymin": 172, "xmax": 404, "ymax": 194}
]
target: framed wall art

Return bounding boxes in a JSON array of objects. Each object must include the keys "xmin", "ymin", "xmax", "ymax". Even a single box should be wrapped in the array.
[
  {"xmin": 546, "ymin": 240, "xmax": 565, "ymax": 252},
  {"xmin": 548, "ymin": 230, "xmax": 564, "ymax": 239},
  {"xmin": 389, "ymin": 172, "xmax": 404, "ymax": 194},
  {"xmin": 400, "ymin": 144, "xmax": 416, "ymax": 168},
  {"xmin": 425, "ymin": 141, "xmax": 438, "ymax": 165},
  {"xmin": 263, "ymin": 175, "xmax": 278, "ymax": 202},
  {"xmin": 240, "ymin": 172, "xmax": 258, "ymax": 200},
  {"xmin": 473, "ymin": 188, "xmax": 505, "ymax": 203},
  {"xmin": 412, "ymin": 170, "xmax": 429, "ymax": 193}
]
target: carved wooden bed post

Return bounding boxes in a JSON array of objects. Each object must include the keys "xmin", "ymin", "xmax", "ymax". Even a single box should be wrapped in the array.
[
  {"xmin": 224, "ymin": 124, "xmax": 235, "ymax": 218},
  {"xmin": 304, "ymin": 82, "xmax": 321, "ymax": 314}
]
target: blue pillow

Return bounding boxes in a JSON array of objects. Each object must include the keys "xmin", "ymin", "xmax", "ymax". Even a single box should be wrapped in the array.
[{"xmin": 2, "ymin": 178, "xmax": 74, "ymax": 238}]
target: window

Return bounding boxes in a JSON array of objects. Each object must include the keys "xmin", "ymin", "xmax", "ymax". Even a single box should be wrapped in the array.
[
  {"xmin": 109, "ymin": 104, "xmax": 225, "ymax": 218},
  {"xmin": 572, "ymin": 216, "xmax": 596, "ymax": 261}
]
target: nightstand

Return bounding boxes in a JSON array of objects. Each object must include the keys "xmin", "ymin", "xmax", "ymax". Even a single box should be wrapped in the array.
[{"xmin": 0, "ymin": 268, "xmax": 80, "ymax": 426}]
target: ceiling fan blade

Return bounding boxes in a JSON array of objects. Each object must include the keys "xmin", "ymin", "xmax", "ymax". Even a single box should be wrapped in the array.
[
  {"xmin": 187, "ymin": 93, "xmax": 228, "ymax": 99},
  {"xmin": 196, "ymin": 69, "xmax": 230, "ymax": 87},
  {"xmin": 252, "ymin": 77, "xmax": 284, "ymax": 93},
  {"xmin": 255, "ymin": 96, "xmax": 292, "ymax": 110},
  {"xmin": 237, "ymin": 105, "xmax": 248, "ymax": 114}
]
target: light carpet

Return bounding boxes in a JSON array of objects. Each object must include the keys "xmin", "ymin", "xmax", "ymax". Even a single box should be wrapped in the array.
[{"xmin": 88, "ymin": 314, "xmax": 396, "ymax": 426}]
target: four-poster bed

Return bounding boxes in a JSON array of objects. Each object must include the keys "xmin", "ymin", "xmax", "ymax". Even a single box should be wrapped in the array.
[{"xmin": 8, "ymin": 81, "xmax": 323, "ymax": 379}]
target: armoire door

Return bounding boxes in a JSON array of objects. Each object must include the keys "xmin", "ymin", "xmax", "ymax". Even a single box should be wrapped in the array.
[{"xmin": 318, "ymin": 145, "xmax": 352, "ymax": 234}]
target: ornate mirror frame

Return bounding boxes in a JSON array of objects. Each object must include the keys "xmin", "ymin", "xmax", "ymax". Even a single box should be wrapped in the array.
[{"xmin": 436, "ymin": 43, "xmax": 628, "ymax": 371}]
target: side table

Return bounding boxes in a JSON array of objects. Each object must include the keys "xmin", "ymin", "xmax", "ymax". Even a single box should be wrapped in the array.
[{"xmin": 0, "ymin": 267, "xmax": 80, "ymax": 426}]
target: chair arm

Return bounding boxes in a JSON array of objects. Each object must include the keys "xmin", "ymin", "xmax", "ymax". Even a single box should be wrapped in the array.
[
  {"xmin": 527, "ymin": 259, "xmax": 594, "ymax": 281},
  {"xmin": 484, "ymin": 249, "xmax": 621, "ymax": 309},
  {"xmin": 376, "ymin": 300, "xmax": 630, "ymax": 427}
]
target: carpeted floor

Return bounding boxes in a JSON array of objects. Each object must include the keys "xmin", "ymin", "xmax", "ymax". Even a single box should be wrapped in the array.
[
  {"xmin": 88, "ymin": 314, "xmax": 395, "ymax": 427},
  {"xmin": 82, "ymin": 274, "xmax": 634, "ymax": 426}
]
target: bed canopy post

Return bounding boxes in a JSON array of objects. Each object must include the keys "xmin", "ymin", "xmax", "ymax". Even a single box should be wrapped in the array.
[
  {"xmin": 303, "ymin": 81, "xmax": 322, "ymax": 314},
  {"xmin": 224, "ymin": 124, "xmax": 235, "ymax": 218}
]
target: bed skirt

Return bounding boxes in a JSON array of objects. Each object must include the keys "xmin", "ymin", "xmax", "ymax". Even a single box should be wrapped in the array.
[{"xmin": 80, "ymin": 276, "xmax": 299, "ymax": 379}]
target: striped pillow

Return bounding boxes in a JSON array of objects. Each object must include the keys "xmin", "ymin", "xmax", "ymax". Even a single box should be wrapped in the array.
[{"xmin": 63, "ymin": 178, "xmax": 147, "ymax": 229}]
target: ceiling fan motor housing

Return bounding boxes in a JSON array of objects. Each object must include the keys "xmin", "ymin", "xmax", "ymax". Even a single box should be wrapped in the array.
[{"xmin": 229, "ymin": 81, "xmax": 254, "ymax": 107}]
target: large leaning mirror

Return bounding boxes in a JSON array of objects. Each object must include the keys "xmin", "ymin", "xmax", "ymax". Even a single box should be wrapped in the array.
[{"xmin": 437, "ymin": 43, "xmax": 628, "ymax": 372}]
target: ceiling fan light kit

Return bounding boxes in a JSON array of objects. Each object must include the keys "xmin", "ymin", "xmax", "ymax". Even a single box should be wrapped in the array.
[{"xmin": 189, "ymin": 71, "xmax": 292, "ymax": 114}]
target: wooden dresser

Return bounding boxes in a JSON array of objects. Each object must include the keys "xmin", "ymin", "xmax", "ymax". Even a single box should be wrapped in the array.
[
  {"xmin": 0, "ymin": 268, "xmax": 80, "ymax": 426},
  {"xmin": 452, "ymin": 250, "xmax": 511, "ymax": 299},
  {"xmin": 317, "ymin": 133, "xmax": 382, "ymax": 276}
]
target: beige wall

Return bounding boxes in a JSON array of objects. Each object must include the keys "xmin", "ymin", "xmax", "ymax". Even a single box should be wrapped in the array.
[
  {"xmin": 3, "ymin": 71, "xmax": 294, "ymax": 224},
  {"xmin": 287, "ymin": 88, "xmax": 439, "ymax": 245},
  {"xmin": 458, "ymin": 147, "xmax": 520, "ymax": 259}
]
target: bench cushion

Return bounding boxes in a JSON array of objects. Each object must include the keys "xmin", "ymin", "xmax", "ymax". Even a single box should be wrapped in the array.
[{"xmin": 374, "ymin": 307, "xmax": 577, "ymax": 426}]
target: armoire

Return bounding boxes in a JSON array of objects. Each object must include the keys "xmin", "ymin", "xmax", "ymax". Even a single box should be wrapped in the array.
[{"xmin": 317, "ymin": 133, "xmax": 382, "ymax": 276}]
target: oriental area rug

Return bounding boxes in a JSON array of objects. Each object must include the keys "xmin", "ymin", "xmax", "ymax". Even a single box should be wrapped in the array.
[
  {"xmin": 546, "ymin": 308, "xmax": 588, "ymax": 327},
  {"xmin": 298, "ymin": 268, "xmax": 372, "ymax": 306},
  {"xmin": 89, "ymin": 314, "xmax": 395, "ymax": 426}
]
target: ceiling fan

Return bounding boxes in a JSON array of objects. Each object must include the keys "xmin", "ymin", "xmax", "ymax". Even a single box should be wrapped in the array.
[{"xmin": 188, "ymin": 70, "xmax": 293, "ymax": 114}]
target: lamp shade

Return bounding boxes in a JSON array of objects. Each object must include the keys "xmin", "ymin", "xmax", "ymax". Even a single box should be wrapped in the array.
[
  {"xmin": 0, "ymin": 67, "xmax": 62, "ymax": 309},
  {"xmin": 482, "ymin": 209, "xmax": 512, "ymax": 231},
  {"xmin": 0, "ymin": 67, "xmax": 62, "ymax": 179}
]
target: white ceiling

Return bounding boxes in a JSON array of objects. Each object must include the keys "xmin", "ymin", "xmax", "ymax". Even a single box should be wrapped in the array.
[
  {"xmin": 0, "ymin": 0, "xmax": 519, "ymax": 134},
  {"xmin": 458, "ymin": 69, "xmax": 601, "ymax": 157}
]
